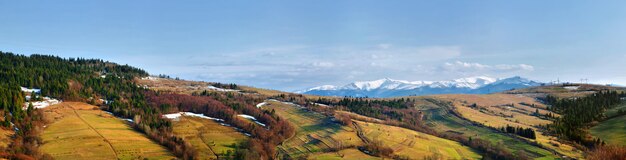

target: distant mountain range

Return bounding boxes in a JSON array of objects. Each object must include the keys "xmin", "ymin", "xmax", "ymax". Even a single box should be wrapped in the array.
[{"xmin": 296, "ymin": 76, "xmax": 542, "ymax": 98}]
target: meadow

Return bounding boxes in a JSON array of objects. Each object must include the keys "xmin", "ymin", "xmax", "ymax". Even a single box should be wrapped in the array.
[
  {"xmin": 171, "ymin": 115, "xmax": 249, "ymax": 159},
  {"xmin": 355, "ymin": 120, "xmax": 481, "ymax": 159},
  {"xmin": 421, "ymin": 103, "xmax": 561, "ymax": 160},
  {"xmin": 431, "ymin": 94, "xmax": 584, "ymax": 159},
  {"xmin": 591, "ymin": 115, "xmax": 626, "ymax": 146},
  {"xmin": 40, "ymin": 102, "xmax": 175, "ymax": 160},
  {"xmin": 261, "ymin": 100, "xmax": 366, "ymax": 159}
]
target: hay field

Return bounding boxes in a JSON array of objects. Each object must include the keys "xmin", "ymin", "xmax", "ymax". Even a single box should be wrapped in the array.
[
  {"xmin": 307, "ymin": 148, "xmax": 379, "ymax": 160},
  {"xmin": 40, "ymin": 102, "xmax": 175, "ymax": 160},
  {"xmin": 262, "ymin": 101, "xmax": 365, "ymax": 159},
  {"xmin": 171, "ymin": 116, "xmax": 249, "ymax": 159},
  {"xmin": 355, "ymin": 121, "xmax": 481, "ymax": 160},
  {"xmin": 429, "ymin": 95, "xmax": 583, "ymax": 159},
  {"xmin": 422, "ymin": 94, "xmax": 583, "ymax": 158}
]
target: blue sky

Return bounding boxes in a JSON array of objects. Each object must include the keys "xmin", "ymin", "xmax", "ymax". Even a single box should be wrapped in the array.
[{"xmin": 1, "ymin": 1, "xmax": 626, "ymax": 91}]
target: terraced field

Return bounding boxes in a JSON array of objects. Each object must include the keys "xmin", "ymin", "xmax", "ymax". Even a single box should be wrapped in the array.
[
  {"xmin": 431, "ymin": 94, "xmax": 584, "ymax": 159},
  {"xmin": 355, "ymin": 121, "xmax": 481, "ymax": 159},
  {"xmin": 261, "ymin": 100, "xmax": 365, "ymax": 159},
  {"xmin": 40, "ymin": 102, "xmax": 175, "ymax": 160},
  {"xmin": 417, "ymin": 98, "xmax": 561, "ymax": 160},
  {"xmin": 171, "ymin": 115, "xmax": 249, "ymax": 159}
]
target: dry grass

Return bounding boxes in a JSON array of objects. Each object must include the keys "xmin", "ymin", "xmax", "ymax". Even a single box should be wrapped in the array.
[
  {"xmin": 506, "ymin": 84, "xmax": 625, "ymax": 99},
  {"xmin": 355, "ymin": 120, "xmax": 481, "ymax": 160},
  {"xmin": 431, "ymin": 94, "xmax": 584, "ymax": 159},
  {"xmin": 307, "ymin": 148, "xmax": 379, "ymax": 160},
  {"xmin": 0, "ymin": 127, "xmax": 12, "ymax": 149},
  {"xmin": 40, "ymin": 102, "xmax": 175, "ymax": 160},
  {"xmin": 136, "ymin": 77, "xmax": 215, "ymax": 95},
  {"xmin": 587, "ymin": 145, "xmax": 626, "ymax": 160},
  {"xmin": 263, "ymin": 101, "xmax": 364, "ymax": 159},
  {"xmin": 171, "ymin": 116, "xmax": 249, "ymax": 159}
]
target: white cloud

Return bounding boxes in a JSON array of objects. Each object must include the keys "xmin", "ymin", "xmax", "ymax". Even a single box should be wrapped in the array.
[
  {"xmin": 173, "ymin": 44, "xmax": 465, "ymax": 91},
  {"xmin": 311, "ymin": 61, "xmax": 335, "ymax": 68},
  {"xmin": 442, "ymin": 61, "xmax": 534, "ymax": 72}
]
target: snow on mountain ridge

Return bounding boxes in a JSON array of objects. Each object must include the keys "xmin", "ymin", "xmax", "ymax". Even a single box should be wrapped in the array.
[{"xmin": 301, "ymin": 76, "xmax": 499, "ymax": 92}]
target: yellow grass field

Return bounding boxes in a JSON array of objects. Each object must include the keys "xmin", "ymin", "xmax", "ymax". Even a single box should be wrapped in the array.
[
  {"xmin": 40, "ymin": 102, "xmax": 175, "ymax": 160},
  {"xmin": 432, "ymin": 94, "xmax": 584, "ymax": 159},
  {"xmin": 262, "ymin": 100, "xmax": 366, "ymax": 159},
  {"xmin": 171, "ymin": 116, "xmax": 249, "ymax": 159},
  {"xmin": 307, "ymin": 148, "xmax": 380, "ymax": 160},
  {"xmin": 0, "ymin": 127, "xmax": 12, "ymax": 149},
  {"xmin": 355, "ymin": 121, "xmax": 481, "ymax": 160}
]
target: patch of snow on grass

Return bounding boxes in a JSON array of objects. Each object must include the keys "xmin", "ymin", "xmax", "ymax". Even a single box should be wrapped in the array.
[
  {"xmin": 20, "ymin": 87, "xmax": 41, "ymax": 93},
  {"xmin": 162, "ymin": 112, "xmax": 224, "ymax": 121},
  {"xmin": 122, "ymin": 118, "xmax": 134, "ymax": 123},
  {"xmin": 237, "ymin": 114, "xmax": 266, "ymax": 127},
  {"xmin": 564, "ymin": 86, "xmax": 580, "ymax": 90},
  {"xmin": 141, "ymin": 76, "xmax": 160, "ymax": 81},
  {"xmin": 313, "ymin": 103, "xmax": 329, "ymax": 107},
  {"xmin": 268, "ymin": 99, "xmax": 302, "ymax": 107},
  {"xmin": 256, "ymin": 102, "xmax": 267, "ymax": 108},
  {"xmin": 207, "ymin": 86, "xmax": 239, "ymax": 92},
  {"xmin": 24, "ymin": 97, "xmax": 60, "ymax": 109}
]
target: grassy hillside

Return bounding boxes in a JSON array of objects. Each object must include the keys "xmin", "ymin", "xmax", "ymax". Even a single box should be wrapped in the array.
[
  {"xmin": 432, "ymin": 94, "xmax": 584, "ymax": 159},
  {"xmin": 591, "ymin": 100, "xmax": 626, "ymax": 146},
  {"xmin": 355, "ymin": 120, "xmax": 481, "ymax": 159},
  {"xmin": 171, "ymin": 115, "xmax": 249, "ymax": 159},
  {"xmin": 261, "ymin": 100, "xmax": 365, "ymax": 159},
  {"xmin": 40, "ymin": 102, "xmax": 175, "ymax": 160},
  {"xmin": 307, "ymin": 148, "xmax": 380, "ymax": 160},
  {"xmin": 414, "ymin": 98, "xmax": 561, "ymax": 159},
  {"xmin": 591, "ymin": 115, "xmax": 626, "ymax": 146},
  {"xmin": 506, "ymin": 84, "xmax": 625, "ymax": 98}
]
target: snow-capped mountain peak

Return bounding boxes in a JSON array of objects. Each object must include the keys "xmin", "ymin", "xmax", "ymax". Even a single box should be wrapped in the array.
[{"xmin": 297, "ymin": 76, "xmax": 541, "ymax": 97}]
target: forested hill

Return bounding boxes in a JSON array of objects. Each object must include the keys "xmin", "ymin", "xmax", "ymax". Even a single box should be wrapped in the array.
[
  {"xmin": 0, "ymin": 51, "xmax": 151, "ymax": 159},
  {"xmin": 0, "ymin": 51, "xmax": 147, "ymax": 98},
  {"xmin": 0, "ymin": 51, "xmax": 295, "ymax": 159}
]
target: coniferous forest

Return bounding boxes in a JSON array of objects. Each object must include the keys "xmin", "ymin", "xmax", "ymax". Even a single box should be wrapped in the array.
[{"xmin": 545, "ymin": 91, "xmax": 622, "ymax": 146}]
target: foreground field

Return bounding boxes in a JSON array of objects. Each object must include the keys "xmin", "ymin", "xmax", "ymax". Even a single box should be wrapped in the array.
[
  {"xmin": 261, "ymin": 100, "xmax": 367, "ymax": 159},
  {"xmin": 40, "ymin": 102, "xmax": 175, "ymax": 160},
  {"xmin": 355, "ymin": 120, "xmax": 481, "ymax": 159},
  {"xmin": 171, "ymin": 115, "xmax": 249, "ymax": 159},
  {"xmin": 307, "ymin": 148, "xmax": 380, "ymax": 160}
]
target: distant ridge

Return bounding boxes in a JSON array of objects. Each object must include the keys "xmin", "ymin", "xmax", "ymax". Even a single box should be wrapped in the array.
[{"xmin": 297, "ymin": 76, "xmax": 542, "ymax": 98}]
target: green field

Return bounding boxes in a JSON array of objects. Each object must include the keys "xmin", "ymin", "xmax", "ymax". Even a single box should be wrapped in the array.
[
  {"xmin": 422, "ymin": 103, "xmax": 560, "ymax": 159},
  {"xmin": 171, "ymin": 115, "xmax": 249, "ymax": 159},
  {"xmin": 604, "ymin": 100, "xmax": 626, "ymax": 118},
  {"xmin": 591, "ymin": 114, "xmax": 626, "ymax": 146},
  {"xmin": 262, "ymin": 101, "xmax": 366, "ymax": 159},
  {"xmin": 356, "ymin": 120, "xmax": 481, "ymax": 159},
  {"xmin": 41, "ymin": 102, "xmax": 175, "ymax": 160}
]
